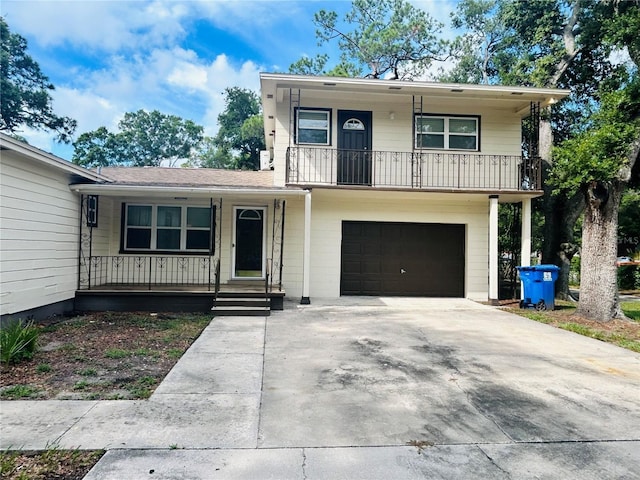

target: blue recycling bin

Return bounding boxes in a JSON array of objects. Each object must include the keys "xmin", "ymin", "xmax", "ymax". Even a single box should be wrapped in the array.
[{"xmin": 516, "ymin": 265, "xmax": 560, "ymax": 310}]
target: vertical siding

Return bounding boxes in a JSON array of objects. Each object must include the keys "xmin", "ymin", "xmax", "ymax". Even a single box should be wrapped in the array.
[{"xmin": 0, "ymin": 152, "xmax": 81, "ymax": 315}]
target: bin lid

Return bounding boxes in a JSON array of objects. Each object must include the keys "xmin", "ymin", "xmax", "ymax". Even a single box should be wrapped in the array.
[{"xmin": 516, "ymin": 264, "xmax": 560, "ymax": 271}]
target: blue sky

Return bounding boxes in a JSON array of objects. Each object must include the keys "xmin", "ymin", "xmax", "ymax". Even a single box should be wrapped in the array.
[{"xmin": 2, "ymin": 0, "xmax": 458, "ymax": 160}]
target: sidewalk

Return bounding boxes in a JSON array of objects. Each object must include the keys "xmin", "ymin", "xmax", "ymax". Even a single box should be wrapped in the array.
[{"xmin": 1, "ymin": 298, "xmax": 639, "ymax": 479}]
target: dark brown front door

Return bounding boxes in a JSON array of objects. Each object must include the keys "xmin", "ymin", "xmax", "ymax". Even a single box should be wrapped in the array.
[
  {"xmin": 341, "ymin": 221, "xmax": 465, "ymax": 297},
  {"xmin": 337, "ymin": 110, "xmax": 372, "ymax": 185}
]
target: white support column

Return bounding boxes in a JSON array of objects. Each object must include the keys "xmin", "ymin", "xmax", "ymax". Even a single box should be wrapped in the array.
[
  {"xmin": 301, "ymin": 190, "xmax": 312, "ymax": 304},
  {"xmin": 489, "ymin": 195, "xmax": 499, "ymax": 305},
  {"xmin": 520, "ymin": 197, "xmax": 532, "ymax": 300},
  {"xmin": 521, "ymin": 198, "xmax": 532, "ymax": 267}
]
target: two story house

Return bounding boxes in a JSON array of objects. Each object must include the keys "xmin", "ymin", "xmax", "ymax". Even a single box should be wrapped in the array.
[{"xmin": 0, "ymin": 74, "xmax": 569, "ymax": 320}]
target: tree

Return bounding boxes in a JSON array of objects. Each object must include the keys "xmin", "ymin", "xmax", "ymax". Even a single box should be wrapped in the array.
[
  {"xmin": 441, "ymin": 0, "xmax": 507, "ymax": 84},
  {"xmin": 72, "ymin": 110, "xmax": 204, "ymax": 167},
  {"xmin": 213, "ymin": 87, "xmax": 265, "ymax": 170},
  {"xmin": 0, "ymin": 17, "xmax": 76, "ymax": 142},
  {"xmin": 552, "ymin": 78, "xmax": 640, "ymax": 320},
  {"xmin": 289, "ymin": 0, "xmax": 450, "ymax": 79},
  {"xmin": 184, "ymin": 136, "xmax": 234, "ymax": 169},
  {"xmin": 445, "ymin": 0, "xmax": 633, "ymax": 302}
]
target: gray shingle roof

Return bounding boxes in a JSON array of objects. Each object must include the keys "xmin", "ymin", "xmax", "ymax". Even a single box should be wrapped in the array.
[{"xmin": 98, "ymin": 167, "xmax": 274, "ymax": 188}]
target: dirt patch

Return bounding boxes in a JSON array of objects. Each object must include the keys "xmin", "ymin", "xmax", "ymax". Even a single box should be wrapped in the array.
[
  {"xmin": 0, "ymin": 312, "xmax": 211, "ymax": 400},
  {"xmin": 0, "ymin": 449, "xmax": 104, "ymax": 480}
]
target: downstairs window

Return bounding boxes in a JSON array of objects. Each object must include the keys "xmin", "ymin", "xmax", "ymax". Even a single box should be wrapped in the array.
[{"xmin": 122, "ymin": 204, "xmax": 214, "ymax": 253}]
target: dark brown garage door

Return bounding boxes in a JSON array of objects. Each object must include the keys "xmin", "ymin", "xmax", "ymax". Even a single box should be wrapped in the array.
[{"xmin": 341, "ymin": 221, "xmax": 465, "ymax": 297}]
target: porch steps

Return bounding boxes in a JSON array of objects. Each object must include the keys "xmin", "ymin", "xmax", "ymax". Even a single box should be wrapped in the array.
[{"xmin": 211, "ymin": 297, "xmax": 271, "ymax": 316}]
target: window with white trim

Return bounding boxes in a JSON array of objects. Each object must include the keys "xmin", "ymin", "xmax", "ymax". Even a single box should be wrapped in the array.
[
  {"xmin": 415, "ymin": 115, "xmax": 479, "ymax": 151},
  {"xmin": 124, "ymin": 204, "xmax": 213, "ymax": 253},
  {"xmin": 296, "ymin": 108, "xmax": 331, "ymax": 145}
]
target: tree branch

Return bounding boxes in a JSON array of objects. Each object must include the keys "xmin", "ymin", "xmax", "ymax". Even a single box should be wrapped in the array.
[{"xmin": 549, "ymin": 0, "xmax": 582, "ymax": 87}]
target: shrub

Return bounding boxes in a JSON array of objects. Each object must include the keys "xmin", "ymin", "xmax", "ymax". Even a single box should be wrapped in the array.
[
  {"xmin": 618, "ymin": 264, "xmax": 640, "ymax": 290},
  {"xmin": 0, "ymin": 319, "xmax": 39, "ymax": 364}
]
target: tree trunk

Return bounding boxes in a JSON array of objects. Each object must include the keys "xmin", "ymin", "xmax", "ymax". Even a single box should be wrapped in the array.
[{"xmin": 575, "ymin": 181, "xmax": 624, "ymax": 321}]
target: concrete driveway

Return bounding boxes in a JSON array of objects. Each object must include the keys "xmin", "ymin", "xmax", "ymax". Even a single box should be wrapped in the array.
[{"xmin": 2, "ymin": 298, "xmax": 639, "ymax": 478}]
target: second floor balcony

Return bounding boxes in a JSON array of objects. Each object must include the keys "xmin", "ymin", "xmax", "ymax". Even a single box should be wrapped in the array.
[{"xmin": 286, "ymin": 147, "xmax": 541, "ymax": 192}]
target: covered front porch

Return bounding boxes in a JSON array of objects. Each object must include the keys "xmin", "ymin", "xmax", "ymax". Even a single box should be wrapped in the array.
[{"xmin": 71, "ymin": 171, "xmax": 307, "ymax": 313}]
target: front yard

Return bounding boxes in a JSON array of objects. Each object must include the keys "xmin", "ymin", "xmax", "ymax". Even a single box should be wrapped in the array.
[
  {"xmin": 0, "ymin": 312, "xmax": 211, "ymax": 400},
  {"xmin": 504, "ymin": 300, "xmax": 640, "ymax": 353}
]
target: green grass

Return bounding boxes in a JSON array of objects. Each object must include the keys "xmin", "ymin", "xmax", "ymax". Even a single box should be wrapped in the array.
[
  {"xmin": 0, "ymin": 445, "xmax": 104, "ymax": 480},
  {"xmin": 104, "ymin": 348, "xmax": 130, "ymax": 359},
  {"xmin": 127, "ymin": 376, "xmax": 157, "ymax": 399},
  {"xmin": 36, "ymin": 363, "xmax": 52, "ymax": 373},
  {"xmin": 621, "ymin": 301, "xmax": 640, "ymax": 321},
  {"xmin": 508, "ymin": 299, "xmax": 640, "ymax": 353},
  {"xmin": 78, "ymin": 368, "xmax": 97, "ymax": 376},
  {"xmin": 1, "ymin": 384, "xmax": 40, "ymax": 399},
  {"xmin": 167, "ymin": 348, "xmax": 184, "ymax": 359}
]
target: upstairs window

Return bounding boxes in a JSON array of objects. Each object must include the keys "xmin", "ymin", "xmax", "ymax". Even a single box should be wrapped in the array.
[
  {"xmin": 123, "ymin": 204, "xmax": 213, "ymax": 253},
  {"xmin": 415, "ymin": 115, "xmax": 479, "ymax": 151},
  {"xmin": 296, "ymin": 108, "xmax": 331, "ymax": 145}
]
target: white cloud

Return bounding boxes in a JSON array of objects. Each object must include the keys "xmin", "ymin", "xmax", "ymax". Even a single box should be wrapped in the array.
[{"xmin": 2, "ymin": 0, "xmax": 188, "ymax": 52}]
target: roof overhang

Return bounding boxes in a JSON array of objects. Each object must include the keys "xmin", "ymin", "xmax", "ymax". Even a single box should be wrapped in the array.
[
  {"xmin": 260, "ymin": 73, "xmax": 571, "ymax": 151},
  {"xmin": 69, "ymin": 183, "xmax": 309, "ymax": 198},
  {"xmin": 0, "ymin": 132, "xmax": 107, "ymax": 183}
]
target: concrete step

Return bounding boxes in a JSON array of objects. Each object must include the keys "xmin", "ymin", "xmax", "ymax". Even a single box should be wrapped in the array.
[{"xmin": 211, "ymin": 297, "xmax": 271, "ymax": 316}]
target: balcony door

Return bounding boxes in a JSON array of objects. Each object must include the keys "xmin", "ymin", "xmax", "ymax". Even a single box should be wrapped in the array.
[
  {"xmin": 338, "ymin": 110, "xmax": 372, "ymax": 185},
  {"xmin": 232, "ymin": 206, "xmax": 266, "ymax": 279}
]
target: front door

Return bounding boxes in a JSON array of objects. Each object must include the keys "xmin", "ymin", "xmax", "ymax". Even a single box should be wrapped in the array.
[
  {"xmin": 337, "ymin": 110, "xmax": 372, "ymax": 185},
  {"xmin": 232, "ymin": 206, "xmax": 266, "ymax": 279}
]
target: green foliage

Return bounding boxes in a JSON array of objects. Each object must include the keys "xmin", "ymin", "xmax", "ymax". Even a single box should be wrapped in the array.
[
  {"xmin": 1, "ymin": 384, "xmax": 40, "ymax": 399},
  {"xmin": 104, "ymin": 348, "xmax": 129, "ymax": 359},
  {"xmin": 0, "ymin": 17, "xmax": 77, "ymax": 142},
  {"xmin": 618, "ymin": 265, "xmax": 640, "ymax": 291},
  {"xmin": 36, "ymin": 363, "xmax": 51, "ymax": 373},
  {"xmin": 290, "ymin": 0, "xmax": 448, "ymax": 79},
  {"xmin": 72, "ymin": 110, "xmax": 204, "ymax": 167},
  {"xmin": 619, "ymin": 188, "xmax": 640, "ymax": 256},
  {"xmin": 442, "ymin": 0, "xmax": 506, "ymax": 84},
  {"xmin": 0, "ymin": 319, "xmax": 39, "ymax": 364},
  {"xmin": 551, "ymin": 84, "xmax": 640, "ymax": 194},
  {"xmin": 213, "ymin": 87, "xmax": 265, "ymax": 170}
]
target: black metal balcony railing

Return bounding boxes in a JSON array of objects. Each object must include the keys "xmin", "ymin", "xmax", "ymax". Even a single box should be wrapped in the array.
[
  {"xmin": 286, "ymin": 147, "xmax": 541, "ymax": 191},
  {"xmin": 79, "ymin": 255, "xmax": 215, "ymax": 290}
]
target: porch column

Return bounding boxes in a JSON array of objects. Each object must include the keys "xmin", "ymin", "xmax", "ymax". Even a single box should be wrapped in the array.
[
  {"xmin": 520, "ymin": 197, "xmax": 532, "ymax": 267},
  {"xmin": 489, "ymin": 195, "xmax": 499, "ymax": 305},
  {"xmin": 301, "ymin": 191, "xmax": 312, "ymax": 304},
  {"xmin": 520, "ymin": 197, "xmax": 532, "ymax": 299}
]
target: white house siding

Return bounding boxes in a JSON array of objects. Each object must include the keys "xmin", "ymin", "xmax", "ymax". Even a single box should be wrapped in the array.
[
  {"xmin": 0, "ymin": 152, "xmax": 81, "ymax": 316},
  {"xmin": 279, "ymin": 189, "xmax": 490, "ymax": 301},
  {"xmin": 272, "ymin": 90, "xmax": 523, "ymax": 189}
]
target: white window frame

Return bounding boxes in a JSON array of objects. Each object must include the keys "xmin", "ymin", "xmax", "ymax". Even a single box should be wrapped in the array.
[
  {"xmin": 124, "ymin": 204, "xmax": 212, "ymax": 253},
  {"xmin": 415, "ymin": 115, "xmax": 479, "ymax": 151},
  {"xmin": 296, "ymin": 108, "xmax": 331, "ymax": 145}
]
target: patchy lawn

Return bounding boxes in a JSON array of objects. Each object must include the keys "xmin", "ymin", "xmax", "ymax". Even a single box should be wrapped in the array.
[
  {"xmin": 503, "ymin": 300, "xmax": 640, "ymax": 353},
  {"xmin": 0, "ymin": 312, "xmax": 211, "ymax": 400},
  {"xmin": 0, "ymin": 447, "xmax": 104, "ymax": 480}
]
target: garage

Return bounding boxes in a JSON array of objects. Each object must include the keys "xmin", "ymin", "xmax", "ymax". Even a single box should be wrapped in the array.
[{"xmin": 340, "ymin": 221, "xmax": 465, "ymax": 297}]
